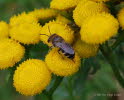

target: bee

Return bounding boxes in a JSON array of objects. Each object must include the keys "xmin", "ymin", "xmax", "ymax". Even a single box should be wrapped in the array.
[{"xmin": 40, "ymin": 26, "xmax": 75, "ymax": 59}]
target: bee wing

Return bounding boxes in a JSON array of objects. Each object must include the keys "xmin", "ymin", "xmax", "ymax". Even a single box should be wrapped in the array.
[{"xmin": 56, "ymin": 41, "xmax": 75, "ymax": 55}]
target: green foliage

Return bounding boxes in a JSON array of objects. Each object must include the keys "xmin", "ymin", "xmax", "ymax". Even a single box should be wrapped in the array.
[{"xmin": 0, "ymin": 0, "xmax": 51, "ymax": 21}]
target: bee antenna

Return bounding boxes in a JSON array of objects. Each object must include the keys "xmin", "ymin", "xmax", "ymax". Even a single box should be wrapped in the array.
[
  {"xmin": 40, "ymin": 34, "xmax": 49, "ymax": 37},
  {"xmin": 48, "ymin": 26, "xmax": 52, "ymax": 35}
]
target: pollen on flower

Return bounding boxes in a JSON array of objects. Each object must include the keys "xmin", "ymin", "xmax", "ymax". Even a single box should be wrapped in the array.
[
  {"xmin": 13, "ymin": 59, "xmax": 51, "ymax": 96},
  {"xmin": 50, "ymin": 0, "xmax": 80, "ymax": 10},
  {"xmin": 40, "ymin": 21, "xmax": 74, "ymax": 46},
  {"xmin": 10, "ymin": 22, "xmax": 42, "ymax": 44},
  {"xmin": 0, "ymin": 21, "xmax": 9, "ymax": 39},
  {"xmin": 73, "ymin": 39, "xmax": 99, "ymax": 58},
  {"xmin": 45, "ymin": 48, "xmax": 81, "ymax": 76},
  {"xmin": 29, "ymin": 8, "xmax": 58, "ymax": 20},
  {"xmin": 0, "ymin": 39, "xmax": 25, "ymax": 69},
  {"xmin": 9, "ymin": 12, "xmax": 38, "ymax": 27},
  {"xmin": 80, "ymin": 12, "xmax": 119, "ymax": 44},
  {"xmin": 73, "ymin": 0, "xmax": 109, "ymax": 27},
  {"xmin": 117, "ymin": 7, "xmax": 124, "ymax": 29}
]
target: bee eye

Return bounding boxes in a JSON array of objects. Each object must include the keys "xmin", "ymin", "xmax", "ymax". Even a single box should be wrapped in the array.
[
  {"xmin": 48, "ymin": 39, "xmax": 50, "ymax": 43},
  {"xmin": 48, "ymin": 40, "xmax": 49, "ymax": 43}
]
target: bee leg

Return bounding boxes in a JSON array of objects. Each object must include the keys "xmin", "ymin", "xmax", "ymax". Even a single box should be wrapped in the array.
[
  {"xmin": 58, "ymin": 48, "xmax": 61, "ymax": 54},
  {"xmin": 58, "ymin": 49, "xmax": 65, "ymax": 59},
  {"xmin": 50, "ymin": 46, "xmax": 54, "ymax": 49},
  {"xmin": 72, "ymin": 59, "xmax": 75, "ymax": 63},
  {"xmin": 48, "ymin": 46, "xmax": 54, "ymax": 52}
]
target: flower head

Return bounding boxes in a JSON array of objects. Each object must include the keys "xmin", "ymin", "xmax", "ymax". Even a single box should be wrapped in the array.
[
  {"xmin": 45, "ymin": 48, "xmax": 80, "ymax": 76},
  {"xmin": 0, "ymin": 39, "xmax": 25, "ymax": 69},
  {"xmin": 80, "ymin": 12, "xmax": 119, "ymax": 44},
  {"xmin": 73, "ymin": 0, "xmax": 109, "ymax": 26},
  {"xmin": 13, "ymin": 59, "xmax": 51, "ymax": 96},
  {"xmin": 73, "ymin": 39, "xmax": 99, "ymax": 58},
  {"xmin": 117, "ymin": 7, "xmax": 124, "ymax": 29},
  {"xmin": 10, "ymin": 22, "xmax": 42, "ymax": 44},
  {"xmin": 50, "ymin": 0, "xmax": 80, "ymax": 10},
  {"xmin": 9, "ymin": 12, "xmax": 37, "ymax": 27},
  {"xmin": 40, "ymin": 21, "xmax": 74, "ymax": 46},
  {"xmin": 56, "ymin": 15, "xmax": 71, "ymax": 24},
  {"xmin": 0, "ymin": 21, "xmax": 9, "ymax": 39},
  {"xmin": 29, "ymin": 8, "xmax": 58, "ymax": 20}
]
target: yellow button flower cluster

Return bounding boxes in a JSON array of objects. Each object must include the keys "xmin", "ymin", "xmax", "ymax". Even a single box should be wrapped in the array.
[
  {"xmin": 9, "ymin": 12, "xmax": 37, "ymax": 27},
  {"xmin": 29, "ymin": 8, "xmax": 58, "ymax": 20},
  {"xmin": 0, "ymin": 39, "xmax": 25, "ymax": 69},
  {"xmin": 13, "ymin": 59, "xmax": 51, "ymax": 96},
  {"xmin": 50, "ymin": 0, "xmax": 80, "ymax": 10},
  {"xmin": 73, "ymin": 39, "xmax": 99, "ymax": 58},
  {"xmin": 0, "ymin": 0, "xmax": 122, "ymax": 97},
  {"xmin": 0, "ymin": 21, "xmax": 9, "ymax": 39},
  {"xmin": 9, "ymin": 12, "xmax": 42, "ymax": 44},
  {"xmin": 80, "ymin": 12, "xmax": 119, "ymax": 44},
  {"xmin": 73, "ymin": 0, "xmax": 109, "ymax": 27},
  {"xmin": 118, "ymin": 8, "xmax": 124, "ymax": 29},
  {"xmin": 72, "ymin": 0, "xmax": 119, "ymax": 44},
  {"xmin": 56, "ymin": 15, "xmax": 71, "ymax": 24}
]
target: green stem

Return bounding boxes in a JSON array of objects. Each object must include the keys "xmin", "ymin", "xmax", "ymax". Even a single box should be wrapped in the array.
[
  {"xmin": 65, "ymin": 77, "xmax": 75, "ymax": 100},
  {"xmin": 100, "ymin": 44, "xmax": 124, "ymax": 88},
  {"xmin": 24, "ymin": 45, "xmax": 32, "ymax": 59},
  {"xmin": 68, "ymin": 80, "xmax": 75, "ymax": 100},
  {"xmin": 46, "ymin": 76, "xmax": 63, "ymax": 100},
  {"xmin": 111, "ymin": 32, "xmax": 124, "ymax": 50}
]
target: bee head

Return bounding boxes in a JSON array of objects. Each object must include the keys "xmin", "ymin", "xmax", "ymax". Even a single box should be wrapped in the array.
[
  {"xmin": 47, "ymin": 34, "xmax": 57, "ymax": 43},
  {"xmin": 48, "ymin": 38, "xmax": 51, "ymax": 43}
]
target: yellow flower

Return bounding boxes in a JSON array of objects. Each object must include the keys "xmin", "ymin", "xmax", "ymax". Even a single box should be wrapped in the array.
[
  {"xmin": 73, "ymin": 0, "xmax": 109, "ymax": 26},
  {"xmin": 0, "ymin": 39, "xmax": 25, "ymax": 69},
  {"xmin": 45, "ymin": 48, "xmax": 80, "ymax": 76},
  {"xmin": 50, "ymin": 0, "xmax": 80, "ymax": 10},
  {"xmin": 13, "ymin": 59, "xmax": 51, "ymax": 96},
  {"xmin": 117, "ymin": 7, "xmax": 124, "ymax": 29},
  {"xmin": 9, "ymin": 12, "xmax": 37, "ymax": 27},
  {"xmin": 56, "ymin": 15, "xmax": 71, "ymax": 24},
  {"xmin": 91, "ymin": 0, "xmax": 110, "ymax": 2},
  {"xmin": 73, "ymin": 39, "xmax": 99, "ymax": 58},
  {"xmin": 0, "ymin": 21, "xmax": 9, "ymax": 39},
  {"xmin": 10, "ymin": 22, "xmax": 42, "ymax": 44},
  {"xmin": 80, "ymin": 12, "xmax": 119, "ymax": 44},
  {"xmin": 29, "ymin": 8, "xmax": 58, "ymax": 20},
  {"xmin": 40, "ymin": 21, "xmax": 74, "ymax": 46}
]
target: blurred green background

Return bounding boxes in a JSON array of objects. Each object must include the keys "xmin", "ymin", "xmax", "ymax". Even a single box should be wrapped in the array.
[{"xmin": 0, "ymin": 0, "xmax": 124, "ymax": 100}]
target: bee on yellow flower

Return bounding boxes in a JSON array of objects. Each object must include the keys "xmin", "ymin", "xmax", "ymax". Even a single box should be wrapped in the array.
[
  {"xmin": 45, "ymin": 48, "xmax": 80, "ymax": 76},
  {"xmin": 40, "ymin": 21, "xmax": 74, "ymax": 46}
]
